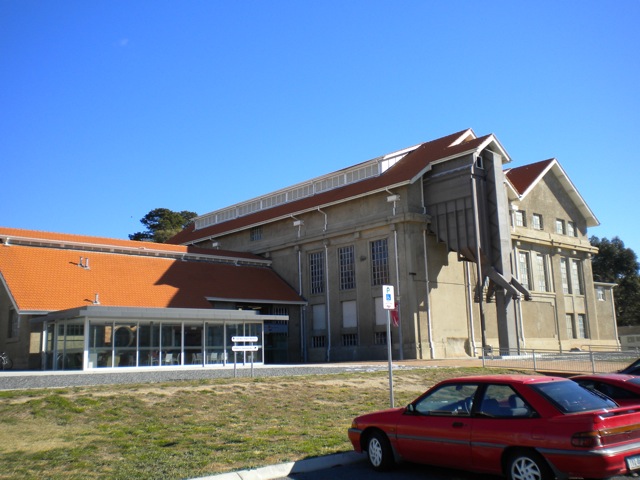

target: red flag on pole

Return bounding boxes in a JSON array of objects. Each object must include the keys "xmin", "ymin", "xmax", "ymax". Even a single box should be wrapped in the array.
[{"xmin": 391, "ymin": 302, "xmax": 399, "ymax": 327}]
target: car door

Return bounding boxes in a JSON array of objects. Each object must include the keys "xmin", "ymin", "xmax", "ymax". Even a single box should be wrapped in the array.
[
  {"xmin": 395, "ymin": 382, "xmax": 478, "ymax": 470},
  {"xmin": 470, "ymin": 384, "xmax": 537, "ymax": 474}
]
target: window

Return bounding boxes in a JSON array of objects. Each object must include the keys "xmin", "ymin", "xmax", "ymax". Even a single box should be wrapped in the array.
[
  {"xmin": 532, "ymin": 214, "xmax": 543, "ymax": 231},
  {"xmin": 514, "ymin": 210, "xmax": 526, "ymax": 227},
  {"xmin": 530, "ymin": 381, "xmax": 617, "ymax": 413},
  {"xmin": 566, "ymin": 314, "xmax": 575, "ymax": 339},
  {"xmin": 478, "ymin": 384, "xmax": 535, "ymax": 418},
  {"xmin": 571, "ymin": 260, "xmax": 583, "ymax": 295},
  {"xmin": 535, "ymin": 253, "xmax": 548, "ymax": 292},
  {"xmin": 577, "ymin": 314, "xmax": 587, "ymax": 339},
  {"xmin": 567, "ymin": 221, "xmax": 577, "ymax": 237},
  {"xmin": 517, "ymin": 251, "xmax": 531, "ymax": 290},
  {"xmin": 560, "ymin": 258, "xmax": 570, "ymax": 294},
  {"xmin": 374, "ymin": 331, "xmax": 387, "ymax": 345},
  {"xmin": 371, "ymin": 239, "xmax": 390, "ymax": 286},
  {"xmin": 555, "ymin": 219, "xmax": 565, "ymax": 235},
  {"xmin": 414, "ymin": 383, "xmax": 479, "ymax": 416},
  {"xmin": 7, "ymin": 308, "xmax": 18, "ymax": 339},
  {"xmin": 342, "ymin": 333, "xmax": 358, "ymax": 346},
  {"xmin": 311, "ymin": 336, "xmax": 326, "ymax": 348},
  {"xmin": 312, "ymin": 304, "xmax": 326, "ymax": 330},
  {"xmin": 342, "ymin": 300, "xmax": 357, "ymax": 328},
  {"xmin": 250, "ymin": 226, "xmax": 262, "ymax": 241},
  {"xmin": 338, "ymin": 245, "xmax": 355, "ymax": 290},
  {"xmin": 565, "ymin": 313, "xmax": 587, "ymax": 339},
  {"xmin": 374, "ymin": 297, "xmax": 387, "ymax": 326},
  {"xmin": 309, "ymin": 252, "xmax": 325, "ymax": 294},
  {"xmin": 597, "ymin": 287, "xmax": 605, "ymax": 301}
]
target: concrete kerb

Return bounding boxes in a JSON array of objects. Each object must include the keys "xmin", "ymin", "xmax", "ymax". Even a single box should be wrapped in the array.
[{"xmin": 191, "ymin": 451, "xmax": 364, "ymax": 480}]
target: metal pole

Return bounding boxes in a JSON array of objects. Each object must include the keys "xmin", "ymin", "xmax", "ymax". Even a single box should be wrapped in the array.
[{"xmin": 387, "ymin": 310, "xmax": 394, "ymax": 407}]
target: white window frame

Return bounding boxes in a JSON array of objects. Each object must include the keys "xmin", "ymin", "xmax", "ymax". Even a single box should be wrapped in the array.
[
  {"xmin": 571, "ymin": 259, "xmax": 584, "ymax": 295},
  {"xmin": 535, "ymin": 253, "xmax": 548, "ymax": 292},
  {"xmin": 532, "ymin": 213, "xmax": 543, "ymax": 231},
  {"xmin": 560, "ymin": 258, "xmax": 570, "ymax": 294},
  {"xmin": 566, "ymin": 313, "xmax": 575, "ymax": 339},
  {"xmin": 577, "ymin": 314, "xmax": 587, "ymax": 339},
  {"xmin": 517, "ymin": 251, "xmax": 531, "ymax": 290}
]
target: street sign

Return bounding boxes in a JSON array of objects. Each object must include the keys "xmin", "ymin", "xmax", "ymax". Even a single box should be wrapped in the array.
[
  {"xmin": 382, "ymin": 285, "xmax": 395, "ymax": 310},
  {"xmin": 232, "ymin": 345, "xmax": 260, "ymax": 352},
  {"xmin": 231, "ymin": 336, "xmax": 259, "ymax": 343}
]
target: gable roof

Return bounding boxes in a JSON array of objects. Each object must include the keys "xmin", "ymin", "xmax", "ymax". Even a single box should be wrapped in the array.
[
  {"xmin": 0, "ymin": 227, "xmax": 304, "ymax": 314},
  {"xmin": 0, "ymin": 227, "xmax": 265, "ymax": 263},
  {"xmin": 505, "ymin": 159, "xmax": 599, "ymax": 227},
  {"xmin": 170, "ymin": 129, "xmax": 510, "ymax": 245}
]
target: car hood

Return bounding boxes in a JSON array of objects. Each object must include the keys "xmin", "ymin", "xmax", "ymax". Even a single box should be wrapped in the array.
[{"xmin": 354, "ymin": 407, "xmax": 406, "ymax": 424}]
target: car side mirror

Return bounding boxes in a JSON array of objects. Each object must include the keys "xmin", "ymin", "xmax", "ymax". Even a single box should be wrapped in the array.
[{"xmin": 406, "ymin": 403, "xmax": 415, "ymax": 414}]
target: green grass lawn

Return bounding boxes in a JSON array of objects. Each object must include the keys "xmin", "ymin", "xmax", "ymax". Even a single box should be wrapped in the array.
[{"xmin": 0, "ymin": 366, "xmax": 512, "ymax": 479}]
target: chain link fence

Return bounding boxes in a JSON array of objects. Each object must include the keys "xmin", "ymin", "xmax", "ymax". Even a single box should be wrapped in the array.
[{"xmin": 475, "ymin": 347, "xmax": 640, "ymax": 375}]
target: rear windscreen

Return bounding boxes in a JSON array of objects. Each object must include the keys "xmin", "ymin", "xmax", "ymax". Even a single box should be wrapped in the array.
[{"xmin": 530, "ymin": 380, "xmax": 618, "ymax": 413}]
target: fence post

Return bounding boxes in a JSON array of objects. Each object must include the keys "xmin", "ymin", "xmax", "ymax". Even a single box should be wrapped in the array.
[
  {"xmin": 533, "ymin": 350, "xmax": 537, "ymax": 372},
  {"xmin": 590, "ymin": 351, "xmax": 596, "ymax": 373}
]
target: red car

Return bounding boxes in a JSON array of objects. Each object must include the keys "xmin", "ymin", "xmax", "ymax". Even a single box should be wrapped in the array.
[
  {"xmin": 572, "ymin": 374, "xmax": 640, "ymax": 406},
  {"xmin": 348, "ymin": 374, "xmax": 640, "ymax": 479}
]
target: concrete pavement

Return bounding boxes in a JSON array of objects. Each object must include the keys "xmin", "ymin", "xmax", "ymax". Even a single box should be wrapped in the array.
[{"xmin": 190, "ymin": 452, "xmax": 364, "ymax": 480}]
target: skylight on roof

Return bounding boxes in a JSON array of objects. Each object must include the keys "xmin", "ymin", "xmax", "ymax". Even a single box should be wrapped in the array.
[{"xmin": 193, "ymin": 148, "xmax": 415, "ymax": 231}]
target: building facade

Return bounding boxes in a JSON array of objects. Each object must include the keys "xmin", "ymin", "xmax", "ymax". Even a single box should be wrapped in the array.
[
  {"xmin": 0, "ymin": 228, "xmax": 304, "ymax": 370},
  {"xmin": 171, "ymin": 129, "xmax": 619, "ymax": 361}
]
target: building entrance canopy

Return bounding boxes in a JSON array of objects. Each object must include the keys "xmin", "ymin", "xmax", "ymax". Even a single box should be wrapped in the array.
[{"xmin": 33, "ymin": 306, "xmax": 288, "ymax": 371}]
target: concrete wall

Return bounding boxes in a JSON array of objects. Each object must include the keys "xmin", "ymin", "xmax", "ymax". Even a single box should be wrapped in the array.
[
  {"xmin": 191, "ymin": 157, "xmax": 617, "ymax": 361},
  {"xmin": 0, "ymin": 286, "xmax": 41, "ymax": 369}
]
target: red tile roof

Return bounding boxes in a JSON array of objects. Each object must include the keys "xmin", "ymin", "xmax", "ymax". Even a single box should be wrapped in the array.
[
  {"xmin": 505, "ymin": 159, "xmax": 599, "ymax": 227},
  {"xmin": 0, "ymin": 229, "xmax": 303, "ymax": 313},
  {"xmin": 505, "ymin": 159, "xmax": 554, "ymax": 195},
  {"xmin": 170, "ymin": 129, "xmax": 501, "ymax": 245},
  {"xmin": 0, "ymin": 227, "xmax": 263, "ymax": 261}
]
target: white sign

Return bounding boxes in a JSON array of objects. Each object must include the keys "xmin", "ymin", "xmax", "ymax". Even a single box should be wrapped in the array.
[
  {"xmin": 231, "ymin": 336, "xmax": 259, "ymax": 343},
  {"xmin": 382, "ymin": 285, "xmax": 395, "ymax": 310},
  {"xmin": 232, "ymin": 345, "xmax": 260, "ymax": 352}
]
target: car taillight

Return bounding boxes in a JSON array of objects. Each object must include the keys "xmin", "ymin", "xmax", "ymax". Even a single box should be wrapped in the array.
[
  {"xmin": 351, "ymin": 420, "xmax": 358, "ymax": 429},
  {"xmin": 572, "ymin": 431, "xmax": 602, "ymax": 448}
]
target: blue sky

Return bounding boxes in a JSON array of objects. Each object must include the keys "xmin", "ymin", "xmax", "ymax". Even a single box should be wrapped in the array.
[{"xmin": 2, "ymin": 1, "xmax": 639, "ymax": 253}]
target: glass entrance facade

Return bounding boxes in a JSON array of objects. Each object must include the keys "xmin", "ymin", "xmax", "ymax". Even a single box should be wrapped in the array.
[{"xmin": 43, "ymin": 317, "xmax": 265, "ymax": 370}]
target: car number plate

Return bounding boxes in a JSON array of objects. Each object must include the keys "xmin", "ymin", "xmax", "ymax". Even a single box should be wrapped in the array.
[{"xmin": 626, "ymin": 454, "xmax": 640, "ymax": 471}]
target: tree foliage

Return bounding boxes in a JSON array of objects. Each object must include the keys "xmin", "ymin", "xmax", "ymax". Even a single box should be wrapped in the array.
[
  {"xmin": 590, "ymin": 236, "xmax": 640, "ymax": 326},
  {"xmin": 129, "ymin": 208, "xmax": 197, "ymax": 243}
]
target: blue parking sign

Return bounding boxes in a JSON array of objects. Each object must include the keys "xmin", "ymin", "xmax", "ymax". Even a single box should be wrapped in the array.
[{"xmin": 383, "ymin": 285, "xmax": 394, "ymax": 309}]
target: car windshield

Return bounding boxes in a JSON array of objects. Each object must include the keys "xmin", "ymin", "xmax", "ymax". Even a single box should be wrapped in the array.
[{"xmin": 530, "ymin": 380, "xmax": 618, "ymax": 413}]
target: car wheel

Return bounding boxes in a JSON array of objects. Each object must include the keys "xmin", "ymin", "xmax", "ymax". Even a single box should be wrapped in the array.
[
  {"xmin": 507, "ymin": 450, "xmax": 553, "ymax": 480},
  {"xmin": 366, "ymin": 430, "xmax": 394, "ymax": 471}
]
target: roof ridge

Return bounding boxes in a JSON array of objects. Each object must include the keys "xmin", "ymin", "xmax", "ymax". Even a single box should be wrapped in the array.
[{"xmin": 0, "ymin": 227, "xmax": 268, "ymax": 265}]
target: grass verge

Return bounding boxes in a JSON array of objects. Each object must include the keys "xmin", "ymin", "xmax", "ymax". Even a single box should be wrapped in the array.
[{"xmin": 0, "ymin": 366, "xmax": 516, "ymax": 479}]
